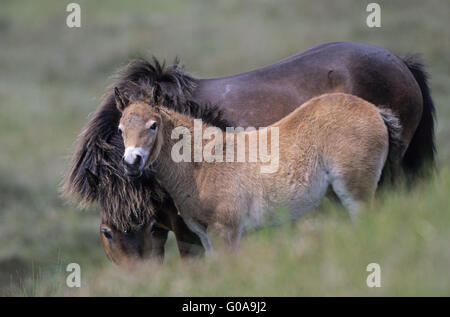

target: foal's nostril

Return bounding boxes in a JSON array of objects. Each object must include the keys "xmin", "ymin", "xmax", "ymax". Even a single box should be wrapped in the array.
[{"xmin": 134, "ymin": 154, "xmax": 142, "ymax": 166}]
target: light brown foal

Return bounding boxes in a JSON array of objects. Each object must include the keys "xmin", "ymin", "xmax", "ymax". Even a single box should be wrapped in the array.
[{"xmin": 117, "ymin": 92, "xmax": 403, "ymax": 252}]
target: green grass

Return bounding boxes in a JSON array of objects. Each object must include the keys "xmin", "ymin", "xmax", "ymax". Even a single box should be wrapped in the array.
[
  {"xmin": 18, "ymin": 171, "xmax": 450, "ymax": 296},
  {"xmin": 0, "ymin": 0, "xmax": 449, "ymax": 296}
]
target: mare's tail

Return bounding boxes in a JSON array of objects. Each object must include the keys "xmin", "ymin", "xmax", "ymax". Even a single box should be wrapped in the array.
[{"xmin": 400, "ymin": 55, "xmax": 437, "ymax": 183}]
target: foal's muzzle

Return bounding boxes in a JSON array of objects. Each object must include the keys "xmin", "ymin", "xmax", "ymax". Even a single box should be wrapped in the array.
[{"xmin": 122, "ymin": 155, "xmax": 143, "ymax": 177}]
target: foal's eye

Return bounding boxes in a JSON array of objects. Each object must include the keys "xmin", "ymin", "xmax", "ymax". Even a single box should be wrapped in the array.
[
  {"xmin": 149, "ymin": 122, "xmax": 158, "ymax": 132},
  {"xmin": 117, "ymin": 128, "xmax": 122, "ymax": 136}
]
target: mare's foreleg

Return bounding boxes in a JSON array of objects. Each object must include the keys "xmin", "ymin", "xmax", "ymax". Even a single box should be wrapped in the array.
[{"xmin": 149, "ymin": 224, "xmax": 169, "ymax": 261}]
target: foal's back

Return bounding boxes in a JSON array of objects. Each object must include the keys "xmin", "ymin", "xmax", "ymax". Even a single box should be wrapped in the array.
[{"xmin": 271, "ymin": 93, "xmax": 389, "ymax": 214}]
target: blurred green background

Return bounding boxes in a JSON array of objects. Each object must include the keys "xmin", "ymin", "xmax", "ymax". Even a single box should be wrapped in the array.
[{"xmin": 0, "ymin": 0, "xmax": 449, "ymax": 296}]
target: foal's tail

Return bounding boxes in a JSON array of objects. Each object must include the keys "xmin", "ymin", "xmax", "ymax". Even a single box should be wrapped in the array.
[
  {"xmin": 401, "ymin": 55, "xmax": 437, "ymax": 183},
  {"xmin": 379, "ymin": 108, "xmax": 406, "ymax": 185}
]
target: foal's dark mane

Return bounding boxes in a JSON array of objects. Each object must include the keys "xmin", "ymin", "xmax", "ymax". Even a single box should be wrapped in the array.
[{"xmin": 63, "ymin": 57, "xmax": 230, "ymax": 231}]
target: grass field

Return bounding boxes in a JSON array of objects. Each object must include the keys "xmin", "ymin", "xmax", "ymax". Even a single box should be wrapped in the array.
[{"xmin": 0, "ymin": 0, "xmax": 449, "ymax": 296}]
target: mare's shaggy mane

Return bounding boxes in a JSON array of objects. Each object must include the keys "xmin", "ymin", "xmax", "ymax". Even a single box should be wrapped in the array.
[{"xmin": 63, "ymin": 57, "xmax": 229, "ymax": 231}]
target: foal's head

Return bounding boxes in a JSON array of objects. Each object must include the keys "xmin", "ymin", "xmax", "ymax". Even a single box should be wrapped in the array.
[{"xmin": 115, "ymin": 88, "xmax": 164, "ymax": 177}]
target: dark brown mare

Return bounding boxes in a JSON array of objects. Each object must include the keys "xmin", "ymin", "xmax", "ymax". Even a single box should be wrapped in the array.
[
  {"xmin": 64, "ymin": 42, "xmax": 436, "ymax": 265},
  {"xmin": 84, "ymin": 168, "xmax": 205, "ymax": 266}
]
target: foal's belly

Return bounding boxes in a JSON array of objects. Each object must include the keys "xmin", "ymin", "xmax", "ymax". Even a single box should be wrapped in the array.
[
  {"xmin": 244, "ymin": 170, "xmax": 330, "ymax": 230},
  {"xmin": 285, "ymin": 169, "xmax": 330, "ymax": 219}
]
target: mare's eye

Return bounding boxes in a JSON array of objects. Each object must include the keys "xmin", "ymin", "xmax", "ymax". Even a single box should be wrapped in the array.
[
  {"xmin": 117, "ymin": 128, "xmax": 122, "ymax": 136},
  {"xmin": 101, "ymin": 227, "xmax": 113, "ymax": 241},
  {"xmin": 149, "ymin": 122, "xmax": 158, "ymax": 131}
]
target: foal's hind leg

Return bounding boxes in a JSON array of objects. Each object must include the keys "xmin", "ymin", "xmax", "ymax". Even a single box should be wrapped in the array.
[
  {"xmin": 330, "ymin": 170, "xmax": 379, "ymax": 221},
  {"xmin": 220, "ymin": 223, "xmax": 244, "ymax": 252}
]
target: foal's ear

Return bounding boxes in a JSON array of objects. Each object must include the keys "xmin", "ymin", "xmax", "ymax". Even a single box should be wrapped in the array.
[
  {"xmin": 85, "ymin": 168, "xmax": 100, "ymax": 189},
  {"xmin": 114, "ymin": 87, "xmax": 128, "ymax": 112}
]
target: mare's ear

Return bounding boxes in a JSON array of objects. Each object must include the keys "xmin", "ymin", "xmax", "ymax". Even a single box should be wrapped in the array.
[
  {"xmin": 114, "ymin": 87, "xmax": 128, "ymax": 112},
  {"xmin": 85, "ymin": 168, "xmax": 100, "ymax": 190},
  {"xmin": 151, "ymin": 84, "xmax": 162, "ymax": 104}
]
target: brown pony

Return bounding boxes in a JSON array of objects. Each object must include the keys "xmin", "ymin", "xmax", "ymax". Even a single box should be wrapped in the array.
[
  {"xmin": 98, "ymin": 196, "xmax": 204, "ymax": 267},
  {"xmin": 82, "ymin": 156, "xmax": 206, "ymax": 266},
  {"xmin": 117, "ymin": 92, "xmax": 404, "ymax": 250},
  {"xmin": 64, "ymin": 42, "xmax": 435, "ymax": 262}
]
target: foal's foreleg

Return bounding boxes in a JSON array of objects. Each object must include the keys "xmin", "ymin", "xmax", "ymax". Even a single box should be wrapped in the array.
[
  {"xmin": 171, "ymin": 215, "xmax": 205, "ymax": 258},
  {"xmin": 180, "ymin": 213, "xmax": 213, "ymax": 254}
]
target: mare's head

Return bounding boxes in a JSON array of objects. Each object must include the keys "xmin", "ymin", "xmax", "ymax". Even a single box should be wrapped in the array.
[
  {"xmin": 100, "ymin": 219, "xmax": 154, "ymax": 268},
  {"xmin": 84, "ymin": 168, "xmax": 161, "ymax": 268},
  {"xmin": 115, "ymin": 88, "xmax": 164, "ymax": 177}
]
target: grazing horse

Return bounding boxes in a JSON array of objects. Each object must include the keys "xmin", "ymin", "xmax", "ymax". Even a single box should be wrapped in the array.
[
  {"xmin": 117, "ymin": 92, "xmax": 404, "ymax": 250},
  {"xmin": 64, "ymin": 42, "xmax": 435, "ymax": 263},
  {"xmin": 95, "ymin": 187, "xmax": 205, "ymax": 266},
  {"xmin": 83, "ymin": 162, "xmax": 205, "ymax": 266},
  {"xmin": 98, "ymin": 198, "xmax": 204, "ymax": 267}
]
